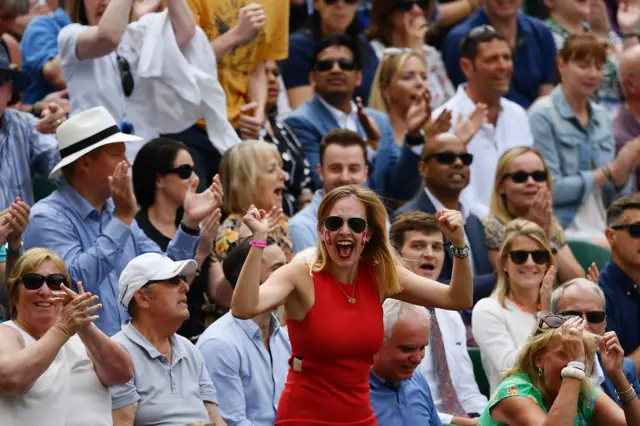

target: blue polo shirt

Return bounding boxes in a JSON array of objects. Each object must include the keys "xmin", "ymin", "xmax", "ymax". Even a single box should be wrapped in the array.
[
  {"xmin": 369, "ymin": 370, "xmax": 442, "ymax": 426},
  {"xmin": 21, "ymin": 8, "xmax": 71, "ymax": 104},
  {"xmin": 441, "ymin": 8, "xmax": 557, "ymax": 109},
  {"xmin": 600, "ymin": 260, "xmax": 640, "ymax": 355}
]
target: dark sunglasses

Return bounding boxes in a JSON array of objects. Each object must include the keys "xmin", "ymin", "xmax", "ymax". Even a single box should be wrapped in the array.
[
  {"xmin": 560, "ymin": 310, "xmax": 606, "ymax": 324},
  {"xmin": 422, "ymin": 152, "xmax": 473, "ymax": 166},
  {"xmin": 393, "ymin": 0, "xmax": 429, "ymax": 12},
  {"xmin": 162, "ymin": 164, "xmax": 194, "ymax": 179},
  {"xmin": 610, "ymin": 223, "xmax": 640, "ymax": 238},
  {"xmin": 509, "ymin": 250, "xmax": 550, "ymax": 265},
  {"xmin": 314, "ymin": 58, "xmax": 357, "ymax": 72},
  {"xmin": 323, "ymin": 216, "xmax": 367, "ymax": 234},
  {"xmin": 21, "ymin": 273, "xmax": 67, "ymax": 291},
  {"xmin": 504, "ymin": 170, "xmax": 548, "ymax": 184},
  {"xmin": 146, "ymin": 275, "xmax": 187, "ymax": 287},
  {"xmin": 534, "ymin": 314, "xmax": 570, "ymax": 336},
  {"xmin": 117, "ymin": 54, "xmax": 134, "ymax": 97},
  {"xmin": 324, "ymin": 0, "xmax": 358, "ymax": 4}
]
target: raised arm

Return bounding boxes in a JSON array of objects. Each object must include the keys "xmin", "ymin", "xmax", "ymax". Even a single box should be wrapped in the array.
[
  {"xmin": 210, "ymin": 3, "xmax": 264, "ymax": 59},
  {"xmin": 393, "ymin": 209, "xmax": 473, "ymax": 310},
  {"xmin": 74, "ymin": 0, "xmax": 135, "ymax": 60},
  {"xmin": 230, "ymin": 208, "xmax": 296, "ymax": 319},
  {"xmin": 167, "ymin": 0, "xmax": 196, "ymax": 47}
]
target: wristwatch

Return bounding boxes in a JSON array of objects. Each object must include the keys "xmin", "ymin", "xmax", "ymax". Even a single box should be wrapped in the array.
[
  {"xmin": 404, "ymin": 130, "xmax": 425, "ymax": 146},
  {"xmin": 451, "ymin": 245, "xmax": 470, "ymax": 259}
]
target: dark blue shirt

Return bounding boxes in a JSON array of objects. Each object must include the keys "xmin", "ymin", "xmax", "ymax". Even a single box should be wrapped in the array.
[
  {"xmin": 600, "ymin": 260, "xmax": 640, "ymax": 355},
  {"xmin": 21, "ymin": 8, "xmax": 71, "ymax": 104},
  {"xmin": 441, "ymin": 8, "xmax": 557, "ymax": 109},
  {"xmin": 369, "ymin": 370, "xmax": 442, "ymax": 426},
  {"xmin": 280, "ymin": 31, "xmax": 379, "ymax": 105}
]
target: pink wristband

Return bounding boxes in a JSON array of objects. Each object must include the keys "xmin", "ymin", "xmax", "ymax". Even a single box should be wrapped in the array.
[{"xmin": 250, "ymin": 240, "xmax": 267, "ymax": 248}]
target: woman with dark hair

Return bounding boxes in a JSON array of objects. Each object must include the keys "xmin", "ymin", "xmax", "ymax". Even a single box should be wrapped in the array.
[
  {"xmin": 280, "ymin": 0, "xmax": 379, "ymax": 109},
  {"xmin": 132, "ymin": 138, "xmax": 228, "ymax": 341}
]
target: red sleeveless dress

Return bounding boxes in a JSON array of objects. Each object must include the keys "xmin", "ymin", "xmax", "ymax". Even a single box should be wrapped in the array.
[{"xmin": 276, "ymin": 262, "xmax": 383, "ymax": 425}]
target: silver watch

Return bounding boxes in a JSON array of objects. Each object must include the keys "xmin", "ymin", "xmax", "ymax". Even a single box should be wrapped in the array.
[{"xmin": 451, "ymin": 245, "xmax": 470, "ymax": 259}]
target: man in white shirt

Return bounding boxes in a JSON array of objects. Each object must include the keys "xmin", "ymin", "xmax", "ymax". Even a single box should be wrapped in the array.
[
  {"xmin": 433, "ymin": 26, "xmax": 533, "ymax": 218},
  {"xmin": 389, "ymin": 211, "xmax": 488, "ymax": 426}
]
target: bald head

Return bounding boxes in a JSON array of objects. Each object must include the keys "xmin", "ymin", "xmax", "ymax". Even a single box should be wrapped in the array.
[
  {"xmin": 421, "ymin": 132, "xmax": 465, "ymax": 159},
  {"xmin": 620, "ymin": 45, "xmax": 640, "ymax": 98}
]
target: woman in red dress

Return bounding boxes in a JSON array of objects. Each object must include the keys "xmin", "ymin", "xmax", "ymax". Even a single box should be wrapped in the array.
[{"xmin": 231, "ymin": 185, "xmax": 473, "ymax": 425}]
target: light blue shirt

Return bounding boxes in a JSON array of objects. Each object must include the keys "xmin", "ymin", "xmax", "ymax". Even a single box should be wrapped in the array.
[
  {"xmin": 369, "ymin": 370, "xmax": 443, "ymax": 426},
  {"xmin": 0, "ymin": 109, "xmax": 59, "ymax": 209},
  {"xmin": 196, "ymin": 312, "xmax": 291, "ymax": 426},
  {"xmin": 288, "ymin": 190, "xmax": 323, "ymax": 254},
  {"xmin": 23, "ymin": 180, "xmax": 199, "ymax": 336}
]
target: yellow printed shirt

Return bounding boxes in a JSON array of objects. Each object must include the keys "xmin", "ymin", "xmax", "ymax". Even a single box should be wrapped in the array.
[{"xmin": 188, "ymin": 0, "xmax": 290, "ymax": 128}]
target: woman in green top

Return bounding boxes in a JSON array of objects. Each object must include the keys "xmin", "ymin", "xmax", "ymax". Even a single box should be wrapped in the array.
[{"xmin": 479, "ymin": 314, "xmax": 640, "ymax": 425}]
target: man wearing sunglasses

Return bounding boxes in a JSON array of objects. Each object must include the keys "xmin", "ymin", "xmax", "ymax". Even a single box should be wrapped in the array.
[
  {"xmin": 441, "ymin": 0, "xmax": 556, "ymax": 110},
  {"xmin": 599, "ymin": 196, "xmax": 640, "ymax": 372},
  {"xmin": 285, "ymin": 34, "xmax": 421, "ymax": 200},
  {"xmin": 396, "ymin": 133, "xmax": 495, "ymax": 313},
  {"xmin": 550, "ymin": 278, "xmax": 640, "ymax": 407}
]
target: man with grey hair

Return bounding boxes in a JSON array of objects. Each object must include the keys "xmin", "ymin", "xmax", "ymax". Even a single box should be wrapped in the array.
[
  {"xmin": 550, "ymin": 278, "xmax": 640, "ymax": 407},
  {"xmin": 369, "ymin": 299, "xmax": 442, "ymax": 426}
]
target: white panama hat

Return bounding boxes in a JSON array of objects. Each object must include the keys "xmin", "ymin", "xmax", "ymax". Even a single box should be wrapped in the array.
[{"xmin": 49, "ymin": 106, "xmax": 143, "ymax": 178}]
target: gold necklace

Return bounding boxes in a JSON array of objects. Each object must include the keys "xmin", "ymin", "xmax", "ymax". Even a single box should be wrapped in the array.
[{"xmin": 333, "ymin": 275, "xmax": 358, "ymax": 304}]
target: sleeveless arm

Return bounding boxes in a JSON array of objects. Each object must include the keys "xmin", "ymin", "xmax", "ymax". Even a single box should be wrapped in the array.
[{"xmin": 392, "ymin": 264, "xmax": 473, "ymax": 310}]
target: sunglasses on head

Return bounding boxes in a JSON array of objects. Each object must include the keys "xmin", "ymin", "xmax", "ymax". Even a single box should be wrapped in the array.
[
  {"xmin": 382, "ymin": 47, "xmax": 416, "ymax": 58},
  {"xmin": 534, "ymin": 314, "xmax": 570, "ymax": 336},
  {"xmin": 460, "ymin": 25, "xmax": 503, "ymax": 52},
  {"xmin": 610, "ymin": 223, "xmax": 640, "ymax": 238},
  {"xmin": 504, "ymin": 170, "xmax": 548, "ymax": 184},
  {"xmin": 324, "ymin": 0, "xmax": 358, "ymax": 4},
  {"xmin": 162, "ymin": 164, "xmax": 194, "ymax": 180},
  {"xmin": 393, "ymin": 0, "xmax": 429, "ymax": 12},
  {"xmin": 117, "ymin": 54, "xmax": 134, "ymax": 97},
  {"xmin": 422, "ymin": 152, "xmax": 473, "ymax": 166},
  {"xmin": 323, "ymin": 216, "xmax": 367, "ymax": 234},
  {"xmin": 21, "ymin": 273, "xmax": 67, "ymax": 291},
  {"xmin": 509, "ymin": 250, "xmax": 550, "ymax": 265},
  {"xmin": 560, "ymin": 310, "xmax": 606, "ymax": 324},
  {"xmin": 314, "ymin": 58, "xmax": 357, "ymax": 72}
]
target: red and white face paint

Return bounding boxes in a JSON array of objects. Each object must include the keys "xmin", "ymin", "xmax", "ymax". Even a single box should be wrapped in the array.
[
  {"xmin": 324, "ymin": 230, "xmax": 333, "ymax": 246},
  {"xmin": 361, "ymin": 230, "xmax": 367, "ymax": 245}
]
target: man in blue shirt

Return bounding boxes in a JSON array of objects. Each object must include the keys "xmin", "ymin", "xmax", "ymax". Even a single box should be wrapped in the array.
[
  {"xmin": 600, "ymin": 196, "xmax": 640, "ymax": 371},
  {"xmin": 23, "ymin": 106, "xmax": 223, "ymax": 336},
  {"xmin": 197, "ymin": 236, "xmax": 291, "ymax": 426},
  {"xmin": 370, "ymin": 299, "xmax": 442, "ymax": 426},
  {"xmin": 441, "ymin": 0, "xmax": 556, "ymax": 109}
]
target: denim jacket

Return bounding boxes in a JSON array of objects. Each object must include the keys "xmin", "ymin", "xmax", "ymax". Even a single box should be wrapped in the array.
[{"xmin": 530, "ymin": 85, "xmax": 630, "ymax": 228}]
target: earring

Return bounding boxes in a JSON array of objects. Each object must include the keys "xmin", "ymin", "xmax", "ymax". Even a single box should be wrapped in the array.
[{"xmin": 538, "ymin": 367, "xmax": 543, "ymax": 376}]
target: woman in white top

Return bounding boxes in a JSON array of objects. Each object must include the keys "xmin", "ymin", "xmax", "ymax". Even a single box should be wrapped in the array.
[
  {"xmin": 472, "ymin": 218, "xmax": 556, "ymax": 393},
  {"xmin": 58, "ymin": 0, "xmax": 196, "ymax": 160},
  {"xmin": 0, "ymin": 248, "xmax": 133, "ymax": 426}
]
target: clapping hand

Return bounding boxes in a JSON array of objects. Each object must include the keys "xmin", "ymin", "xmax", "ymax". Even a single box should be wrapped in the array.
[
  {"xmin": 526, "ymin": 188, "xmax": 553, "ymax": 239},
  {"xmin": 618, "ymin": 0, "xmax": 640, "ymax": 34},
  {"xmin": 599, "ymin": 331, "xmax": 625, "ymax": 378},
  {"xmin": 0, "ymin": 211, "xmax": 13, "ymax": 246},
  {"xmin": 110, "ymin": 161, "xmax": 137, "ymax": 225},
  {"xmin": 560, "ymin": 316, "xmax": 587, "ymax": 364},
  {"xmin": 436, "ymin": 209, "xmax": 465, "ymax": 247},
  {"xmin": 454, "ymin": 103, "xmax": 487, "ymax": 145},
  {"xmin": 539, "ymin": 265, "xmax": 556, "ymax": 315},
  {"xmin": 265, "ymin": 205, "xmax": 286, "ymax": 234},
  {"xmin": 587, "ymin": 262, "xmax": 600, "ymax": 283},
  {"xmin": 3, "ymin": 198, "xmax": 29, "ymax": 249},
  {"xmin": 356, "ymin": 97, "xmax": 381, "ymax": 151},
  {"xmin": 52, "ymin": 282, "xmax": 101, "ymax": 339},
  {"xmin": 36, "ymin": 102, "xmax": 66, "ymax": 134},
  {"xmin": 424, "ymin": 108, "xmax": 453, "ymax": 139},
  {"xmin": 195, "ymin": 209, "xmax": 222, "ymax": 260},
  {"xmin": 183, "ymin": 175, "xmax": 224, "ymax": 229},
  {"xmin": 233, "ymin": 3, "xmax": 266, "ymax": 45},
  {"xmin": 243, "ymin": 206, "xmax": 269, "ymax": 238}
]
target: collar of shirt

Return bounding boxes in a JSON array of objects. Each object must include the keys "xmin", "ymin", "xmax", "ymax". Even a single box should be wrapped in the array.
[
  {"xmin": 369, "ymin": 369, "xmax": 404, "ymax": 391},
  {"xmin": 423, "ymin": 186, "xmax": 470, "ymax": 224},
  {"xmin": 454, "ymin": 83, "xmax": 505, "ymax": 119},
  {"xmin": 593, "ymin": 352, "xmax": 606, "ymax": 388},
  {"xmin": 551, "ymin": 85, "xmax": 600, "ymax": 126},
  {"xmin": 59, "ymin": 179, "xmax": 115, "ymax": 219},
  {"xmin": 605, "ymin": 260, "xmax": 639, "ymax": 295},
  {"xmin": 318, "ymin": 96, "xmax": 358, "ymax": 130},
  {"xmin": 233, "ymin": 312, "xmax": 283, "ymax": 341},
  {"xmin": 121, "ymin": 321, "xmax": 185, "ymax": 363}
]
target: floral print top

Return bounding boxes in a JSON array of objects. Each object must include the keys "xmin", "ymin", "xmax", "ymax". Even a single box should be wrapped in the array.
[
  {"xmin": 481, "ymin": 215, "xmax": 566, "ymax": 252},
  {"xmin": 478, "ymin": 373, "xmax": 596, "ymax": 425},
  {"xmin": 214, "ymin": 213, "xmax": 294, "ymax": 261}
]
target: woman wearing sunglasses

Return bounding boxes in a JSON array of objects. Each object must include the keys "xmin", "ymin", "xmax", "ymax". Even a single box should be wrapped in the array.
[
  {"xmin": 0, "ymin": 248, "xmax": 132, "ymax": 425},
  {"xmin": 479, "ymin": 314, "xmax": 640, "ymax": 425},
  {"xmin": 231, "ymin": 184, "xmax": 473, "ymax": 425},
  {"xmin": 531, "ymin": 34, "xmax": 640, "ymax": 248},
  {"xmin": 482, "ymin": 147, "xmax": 585, "ymax": 283},
  {"xmin": 472, "ymin": 218, "xmax": 557, "ymax": 393}
]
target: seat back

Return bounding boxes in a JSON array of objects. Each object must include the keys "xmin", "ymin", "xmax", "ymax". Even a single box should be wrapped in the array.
[
  {"xmin": 566, "ymin": 240, "xmax": 610, "ymax": 273},
  {"xmin": 468, "ymin": 347, "xmax": 491, "ymax": 398}
]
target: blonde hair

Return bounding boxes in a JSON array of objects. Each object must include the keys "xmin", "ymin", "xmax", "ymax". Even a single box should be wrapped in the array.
[
  {"xmin": 491, "ymin": 219, "xmax": 556, "ymax": 307},
  {"xmin": 489, "ymin": 147, "xmax": 554, "ymax": 225},
  {"xmin": 6, "ymin": 248, "xmax": 70, "ymax": 319},
  {"xmin": 310, "ymin": 185, "xmax": 402, "ymax": 296},
  {"xmin": 503, "ymin": 325, "xmax": 598, "ymax": 400},
  {"xmin": 219, "ymin": 140, "xmax": 281, "ymax": 214},
  {"xmin": 369, "ymin": 51, "xmax": 426, "ymax": 115}
]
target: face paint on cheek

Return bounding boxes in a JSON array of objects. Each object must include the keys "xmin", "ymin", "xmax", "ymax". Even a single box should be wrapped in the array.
[
  {"xmin": 362, "ymin": 230, "xmax": 367, "ymax": 245},
  {"xmin": 324, "ymin": 230, "xmax": 332, "ymax": 246}
]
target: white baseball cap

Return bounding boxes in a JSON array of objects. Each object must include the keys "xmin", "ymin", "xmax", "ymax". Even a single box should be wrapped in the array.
[{"xmin": 118, "ymin": 253, "xmax": 197, "ymax": 308}]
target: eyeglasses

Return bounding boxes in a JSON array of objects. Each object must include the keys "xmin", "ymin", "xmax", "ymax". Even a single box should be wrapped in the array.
[
  {"xmin": 323, "ymin": 216, "xmax": 367, "ymax": 234},
  {"xmin": 504, "ymin": 170, "xmax": 548, "ymax": 184},
  {"xmin": 422, "ymin": 152, "xmax": 473, "ymax": 166},
  {"xmin": 560, "ymin": 310, "xmax": 606, "ymax": 324},
  {"xmin": 117, "ymin": 54, "xmax": 134, "ymax": 97},
  {"xmin": 324, "ymin": 0, "xmax": 358, "ymax": 4},
  {"xmin": 534, "ymin": 314, "xmax": 570, "ymax": 336},
  {"xmin": 162, "ymin": 164, "xmax": 194, "ymax": 179},
  {"xmin": 393, "ymin": 0, "xmax": 429, "ymax": 12},
  {"xmin": 21, "ymin": 273, "xmax": 67, "ymax": 291},
  {"xmin": 610, "ymin": 223, "xmax": 640, "ymax": 238},
  {"xmin": 509, "ymin": 250, "xmax": 550, "ymax": 265},
  {"xmin": 314, "ymin": 58, "xmax": 357, "ymax": 72}
]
